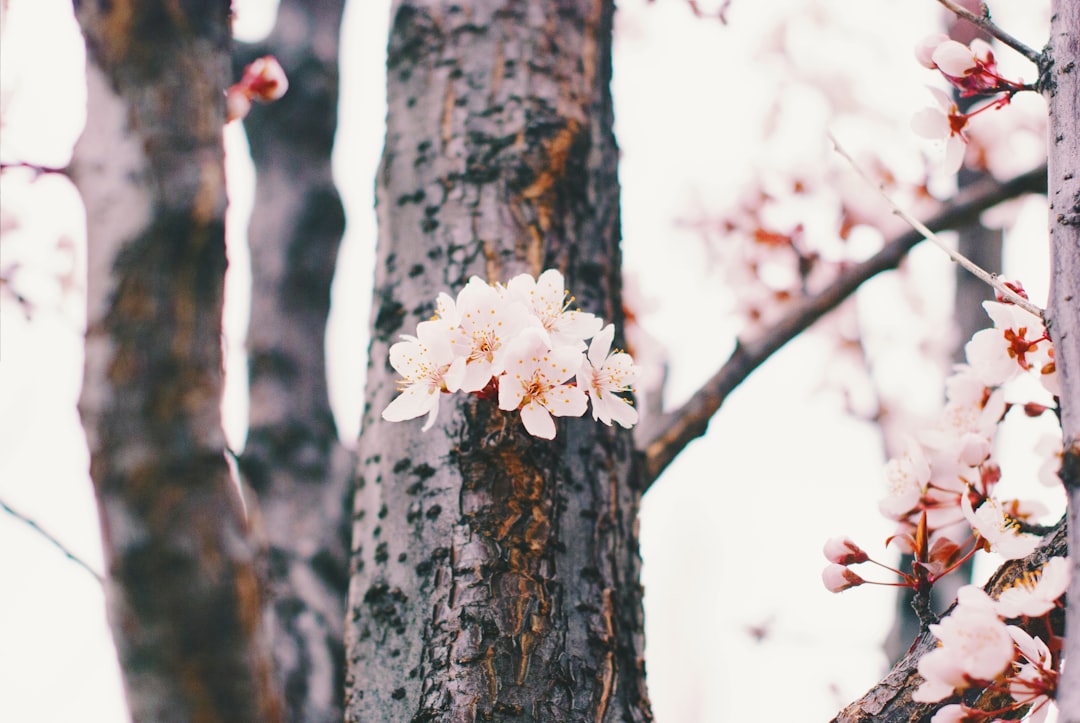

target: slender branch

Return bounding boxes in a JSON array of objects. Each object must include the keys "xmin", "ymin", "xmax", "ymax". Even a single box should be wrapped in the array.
[
  {"xmin": 829, "ymin": 135, "xmax": 1045, "ymax": 320},
  {"xmin": 0, "ymin": 498, "xmax": 104, "ymax": 584},
  {"xmin": 640, "ymin": 164, "xmax": 1046, "ymax": 488},
  {"xmin": 831, "ymin": 518, "xmax": 1066, "ymax": 722},
  {"xmin": 935, "ymin": 0, "xmax": 1042, "ymax": 64}
]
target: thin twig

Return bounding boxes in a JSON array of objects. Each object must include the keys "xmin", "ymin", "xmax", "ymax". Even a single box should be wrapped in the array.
[
  {"xmin": 828, "ymin": 133, "xmax": 1045, "ymax": 320},
  {"xmin": 935, "ymin": 0, "xmax": 1042, "ymax": 64},
  {"xmin": 0, "ymin": 498, "xmax": 105, "ymax": 584},
  {"xmin": 640, "ymin": 163, "xmax": 1047, "ymax": 488}
]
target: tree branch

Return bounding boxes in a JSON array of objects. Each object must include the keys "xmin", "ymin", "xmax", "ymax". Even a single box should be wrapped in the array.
[
  {"xmin": 831, "ymin": 518, "xmax": 1066, "ymax": 722},
  {"xmin": 935, "ymin": 0, "xmax": 1042, "ymax": 64},
  {"xmin": 640, "ymin": 164, "xmax": 1047, "ymax": 488},
  {"xmin": 0, "ymin": 498, "xmax": 104, "ymax": 584},
  {"xmin": 830, "ymin": 134, "xmax": 1044, "ymax": 319}
]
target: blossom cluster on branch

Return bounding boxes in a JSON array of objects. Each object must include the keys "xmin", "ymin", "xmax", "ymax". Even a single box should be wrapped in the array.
[
  {"xmin": 913, "ymin": 559, "xmax": 1066, "ymax": 722},
  {"xmin": 381, "ymin": 270, "xmax": 639, "ymax": 440},
  {"xmin": 822, "ymin": 290, "xmax": 1064, "ymax": 720},
  {"xmin": 912, "ymin": 35, "xmax": 1031, "ymax": 174}
]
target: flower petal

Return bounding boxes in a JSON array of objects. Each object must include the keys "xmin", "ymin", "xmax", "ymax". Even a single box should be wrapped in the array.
[{"xmin": 520, "ymin": 400, "xmax": 556, "ymax": 439}]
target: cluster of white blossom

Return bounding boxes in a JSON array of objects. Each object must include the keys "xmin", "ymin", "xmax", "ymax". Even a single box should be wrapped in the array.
[
  {"xmin": 381, "ymin": 270, "xmax": 639, "ymax": 440},
  {"xmin": 914, "ymin": 557, "xmax": 1068, "ymax": 722},
  {"xmin": 912, "ymin": 35, "xmax": 1029, "ymax": 174},
  {"xmin": 823, "ymin": 293, "xmax": 1064, "ymax": 719}
]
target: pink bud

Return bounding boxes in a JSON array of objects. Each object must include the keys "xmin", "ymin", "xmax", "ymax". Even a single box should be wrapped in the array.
[
  {"xmin": 822, "ymin": 564, "xmax": 864, "ymax": 593},
  {"xmin": 245, "ymin": 56, "xmax": 289, "ymax": 102},
  {"xmin": 823, "ymin": 536, "xmax": 869, "ymax": 565}
]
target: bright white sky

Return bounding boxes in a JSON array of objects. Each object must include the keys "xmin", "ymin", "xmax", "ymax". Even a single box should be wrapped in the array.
[{"xmin": 0, "ymin": 0, "xmax": 1061, "ymax": 721}]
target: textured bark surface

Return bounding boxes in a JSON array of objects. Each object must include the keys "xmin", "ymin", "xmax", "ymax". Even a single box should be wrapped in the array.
[
  {"xmin": 72, "ymin": 2, "xmax": 281, "ymax": 720},
  {"xmin": 1044, "ymin": 2, "xmax": 1080, "ymax": 719},
  {"xmin": 833, "ymin": 521, "xmax": 1066, "ymax": 722},
  {"xmin": 345, "ymin": 1, "xmax": 652, "ymax": 720},
  {"xmin": 233, "ymin": 2, "xmax": 352, "ymax": 721}
]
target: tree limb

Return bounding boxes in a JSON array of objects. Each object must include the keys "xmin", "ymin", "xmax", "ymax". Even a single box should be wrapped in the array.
[
  {"xmin": 831, "ymin": 518, "xmax": 1066, "ymax": 722},
  {"xmin": 640, "ymin": 164, "xmax": 1047, "ymax": 488},
  {"xmin": 935, "ymin": 0, "xmax": 1042, "ymax": 64},
  {"xmin": 0, "ymin": 498, "xmax": 104, "ymax": 584}
]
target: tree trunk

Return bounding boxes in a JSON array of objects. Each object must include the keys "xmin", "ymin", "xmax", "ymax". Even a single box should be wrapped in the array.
[
  {"xmin": 72, "ymin": 2, "xmax": 281, "ymax": 720},
  {"xmin": 344, "ymin": 1, "xmax": 652, "ymax": 720},
  {"xmin": 1045, "ymin": 1, "xmax": 1080, "ymax": 720},
  {"xmin": 232, "ymin": 2, "xmax": 352, "ymax": 721}
]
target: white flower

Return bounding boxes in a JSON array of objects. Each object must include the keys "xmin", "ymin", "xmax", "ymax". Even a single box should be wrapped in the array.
[
  {"xmin": 382, "ymin": 320, "xmax": 467, "ymax": 431},
  {"xmin": 913, "ymin": 598, "xmax": 1014, "ymax": 702},
  {"xmin": 1007, "ymin": 627, "xmax": 1055, "ymax": 723},
  {"xmin": 505, "ymin": 269, "xmax": 603, "ymax": 350},
  {"xmin": 920, "ymin": 368, "xmax": 1004, "ymax": 474},
  {"xmin": 498, "ymin": 328, "xmax": 588, "ymax": 439},
  {"xmin": 965, "ymin": 301, "xmax": 1051, "ymax": 387},
  {"xmin": 931, "ymin": 39, "xmax": 981, "ymax": 77},
  {"xmin": 996, "ymin": 557, "xmax": 1070, "ymax": 619},
  {"xmin": 912, "ymin": 86, "xmax": 968, "ymax": 174},
  {"xmin": 440, "ymin": 277, "xmax": 535, "ymax": 392},
  {"xmin": 961, "ymin": 495, "xmax": 1042, "ymax": 560},
  {"xmin": 1036, "ymin": 436, "xmax": 1063, "ymax": 487},
  {"xmin": 577, "ymin": 324, "xmax": 639, "ymax": 428},
  {"xmin": 914, "ymin": 33, "xmax": 950, "ymax": 69},
  {"xmin": 879, "ymin": 438, "xmax": 931, "ymax": 520}
]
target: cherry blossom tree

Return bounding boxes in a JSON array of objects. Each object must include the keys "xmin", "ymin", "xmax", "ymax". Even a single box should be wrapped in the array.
[{"xmin": 2, "ymin": 0, "xmax": 1076, "ymax": 721}]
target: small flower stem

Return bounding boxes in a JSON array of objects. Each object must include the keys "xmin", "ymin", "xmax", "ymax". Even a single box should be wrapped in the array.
[
  {"xmin": 935, "ymin": 0, "xmax": 1042, "ymax": 65},
  {"xmin": 827, "ymin": 133, "xmax": 1046, "ymax": 321}
]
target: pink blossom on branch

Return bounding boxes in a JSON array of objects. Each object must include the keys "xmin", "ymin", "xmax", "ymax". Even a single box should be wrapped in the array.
[
  {"xmin": 821, "ymin": 564, "xmax": 864, "ymax": 593},
  {"xmin": 822, "ymin": 536, "xmax": 869, "ymax": 565},
  {"xmin": 226, "ymin": 55, "xmax": 289, "ymax": 122}
]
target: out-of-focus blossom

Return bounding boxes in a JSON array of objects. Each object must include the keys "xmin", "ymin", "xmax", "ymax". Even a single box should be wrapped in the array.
[
  {"xmin": 912, "ymin": 87, "xmax": 969, "ymax": 174},
  {"xmin": 226, "ymin": 55, "xmax": 289, "ymax": 122}
]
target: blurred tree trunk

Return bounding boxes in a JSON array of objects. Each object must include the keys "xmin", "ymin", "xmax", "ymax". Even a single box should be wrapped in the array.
[
  {"xmin": 232, "ymin": 1, "xmax": 352, "ymax": 720},
  {"xmin": 72, "ymin": 2, "xmax": 281, "ymax": 721},
  {"xmin": 344, "ymin": 0, "xmax": 652, "ymax": 720}
]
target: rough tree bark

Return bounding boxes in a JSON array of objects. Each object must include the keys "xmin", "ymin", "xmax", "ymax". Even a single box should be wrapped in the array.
[
  {"xmin": 71, "ymin": 1, "xmax": 281, "ymax": 721},
  {"xmin": 1046, "ymin": 0, "xmax": 1080, "ymax": 719},
  {"xmin": 232, "ymin": 2, "xmax": 352, "ymax": 721},
  {"xmin": 344, "ymin": 0, "xmax": 652, "ymax": 720}
]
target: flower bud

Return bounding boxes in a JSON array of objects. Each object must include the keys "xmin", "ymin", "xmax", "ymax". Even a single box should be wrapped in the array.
[
  {"xmin": 822, "ymin": 536, "xmax": 869, "ymax": 565},
  {"xmin": 822, "ymin": 564, "xmax": 864, "ymax": 593}
]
